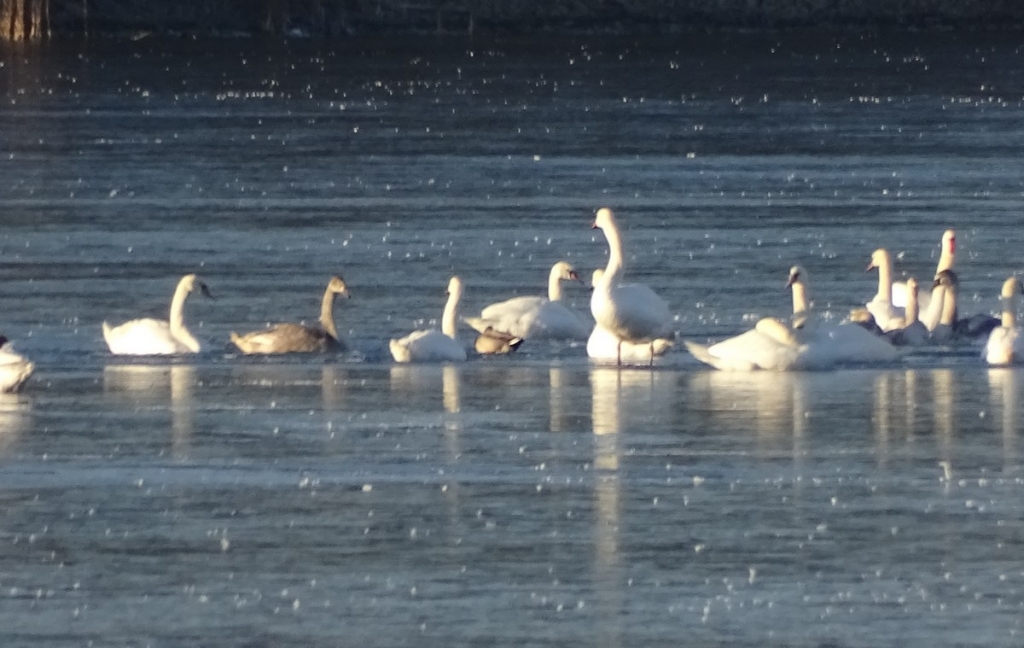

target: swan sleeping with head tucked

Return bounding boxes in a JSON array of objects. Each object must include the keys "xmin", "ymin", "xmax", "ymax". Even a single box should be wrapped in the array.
[
  {"xmin": 103, "ymin": 274, "xmax": 214, "ymax": 355},
  {"xmin": 686, "ymin": 266, "xmax": 899, "ymax": 371},
  {"xmin": 985, "ymin": 277, "xmax": 1024, "ymax": 365},
  {"xmin": 464, "ymin": 261, "xmax": 589, "ymax": 340},
  {"xmin": 0, "ymin": 337, "xmax": 33, "ymax": 392},
  {"xmin": 589, "ymin": 208, "xmax": 674, "ymax": 364},
  {"xmin": 231, "ymin": 276, "xmax": 350, "ymax": 354},
  {"xmin": 389, "ymin": 276, "xmax": 468, "ymax": 363}
]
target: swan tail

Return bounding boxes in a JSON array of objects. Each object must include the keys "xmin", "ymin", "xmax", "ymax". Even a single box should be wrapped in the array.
[
  {"xmin": 229, "ymin": 331, "xmax": 254, "ymax": 354},
  {"xmin": 650, "ymin": 338, "xmax": 674, "ymax": 356},
  {"xmin": 463, "ymin": 317, "xmax": 497, "ymax": 335},
  {"xmin": 389, "ymin": 339, "xmax": 412, "ymax": 363}
]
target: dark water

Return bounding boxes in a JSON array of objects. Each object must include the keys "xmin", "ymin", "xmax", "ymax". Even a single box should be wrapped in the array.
[{"xmin": 2, "ymin": 31, "xmax": 1024, "ymax": 645}]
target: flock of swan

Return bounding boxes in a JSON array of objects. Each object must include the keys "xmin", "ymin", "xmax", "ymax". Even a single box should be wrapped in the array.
[{"xmin": 0, "ymin": 208, "xmax": 1019, "ymax": 394}]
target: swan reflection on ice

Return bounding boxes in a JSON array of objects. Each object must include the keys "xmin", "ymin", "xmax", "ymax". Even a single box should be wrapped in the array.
[
  {"xmin": 0, "ymin": 394, "xmax": 32, "ymax": 457},
  {"xmin": 988, "ymin": 368, "xmax": 1018, "ymax": 470},
  {"xmin": 103, "ymin": 364, "xmax": 195, "ymax": 458}
]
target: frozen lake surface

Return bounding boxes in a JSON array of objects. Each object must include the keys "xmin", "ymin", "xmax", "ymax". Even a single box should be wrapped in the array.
[{"xmin": 2, "ymin": 31, "xmax": 1024, "ymax": 645}]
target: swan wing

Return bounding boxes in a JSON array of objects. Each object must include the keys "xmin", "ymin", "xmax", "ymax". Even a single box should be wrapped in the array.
[
  {"xmin": 390, "ymin": 329, "xmax": 467, "ymax": 363},
  {"xmin": 103, "ymin": 318, "xmax": 187, "ymax": 355}
]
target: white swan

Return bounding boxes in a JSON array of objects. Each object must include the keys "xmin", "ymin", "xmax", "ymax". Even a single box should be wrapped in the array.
[
  {"xmin": 686, "ymin": 266, "xmax": 898, "ymax": 371},
  {"xmin": 0, "ymin": 337, "xmax": 33, "ymax": 392},
  {"xmin": 464, "ymin": 261, "xmax": 589, "ymax": 340},
  {"xmin": 586, "ymin": 270, "xmax": 672, "ymax": 365},
  {"xmin": 389, "ymin": 276, "xmax": 468, "ymax": 363},
  {"xmin": 589, "ymin": 208, "xmax": 674, "ymax": 363},
  {"xmin": 103, "ymin": 274, "xmax": 214, "ymax": 355},
  {"xmin": 231, "ymin": 276, "xmax": 350, "ymax": 354},
  {"xmin": 865, "ymin": 248, "xmax": 905, "ymax": 332},
  {"xmin": 985, "ymin": 277, "xmax": 1024, "ymax": 365},
  {"xmin": 892, "ymin": 228, "xmax": 955, "ymax": 311}
]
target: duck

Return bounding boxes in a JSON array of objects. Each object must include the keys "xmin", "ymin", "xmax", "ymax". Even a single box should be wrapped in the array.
[
  {"xmin": 389, "ymin": 276, "xmax": 468, "ymax": 363},
  {"xmin": 464, "ymin": 261, "xmax": 589, "ymax": 340},
  {"xmin": 865, "ymin": 248, "xmax": 905, "ymax": 332},
  {"xmin": 892, "ymin": 228, "xmax": 955, "ymax": 312},
  {"xmin": 230, "ymin": 276, "xmax": 350, "ymax": 354},
  {"xmin": 586, "ymin": 270, "xmax": 672, "ymax": 364},
  {"xmin": 473, "ymin": 326, "xmax": 525, "ymax": 355},
  {"xmin": 985, "ymin": 277, "xmax": 1024, "ymax": 365},
  {"xmin": 589, "ymin": 208, "xmax": 674, "ymax": 363},
  {"xmin": 0, "ymin": 337, "xmax": 33, "ymax": 393},
  {"xmin": 103, "ymin": 274, "xmax": 214, "ymax": 355},
  {"xmin": 686, "ymin": 266, "xmax": 898, "ymax": 371}
]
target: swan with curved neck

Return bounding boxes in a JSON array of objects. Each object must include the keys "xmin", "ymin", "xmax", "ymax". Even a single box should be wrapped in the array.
[
  {"xmin": 0, "ymin": 336, "xmax": 33, "ymax": 392},
  {"xmin": 687, "ymin": 265, "xmax": 898, "ymax": 371},
  {"xmin": 390, "ymin": 276, "xmax": 468, "ymax": 363},
  {"xmin": 587, "ymin": 269, "xmax": 672, "ymax": 364},
  {"xmin": 589, "ymin": 208, "xmax": 673, "ymax": 364},
  {"xmin": 103, "ymin": 274, "xmax": 214, "ymax": 355},
  {"xmin": 231, "ymin": 276, "xmax": 350, "ymax": 354},
  {"xmin": 464, "ymin": 261, "xmax": 588, "ymax": 340},
  {"xmin": 985, "ymin": 277, "xmax": 1024, "ymax": 365},
  {"xmin": 866, "ymin": 248, "xmax": 905, "ymax": 332}
]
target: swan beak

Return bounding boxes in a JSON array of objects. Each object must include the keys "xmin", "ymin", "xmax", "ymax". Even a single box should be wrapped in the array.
[
  {"xmin": 590, "ymin": 221, "xmax": 599, "ymax": 229},
  {"xmin": 569, "ymin": 270, "xmax": 582, "ymax": 283},
  {"xmin": 200, "ymin": 284, "xmax": 216, "ymax": 301},
  {"xmin": 865, "ymin": 261, "xmax": 876, "ymax": 272}
]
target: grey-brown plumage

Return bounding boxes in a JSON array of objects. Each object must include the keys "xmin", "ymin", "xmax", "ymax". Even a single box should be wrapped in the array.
[
  {"xmin": 474, "ymin": 326, "xmax": 524, "ymax": 355},
  {"xmin": 231, "ymin": 276, "xmax": 350, "ymax": 354}
]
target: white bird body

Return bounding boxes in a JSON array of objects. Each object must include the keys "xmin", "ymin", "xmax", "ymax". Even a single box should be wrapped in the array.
[
  {"xmin": 985, "ymin": 277, "xmax": 1024, "ymax": 365},
  {"xmin": 390, "ymin": 276, "xmax": 468, "ymax": 363},
  {"xmin": 587, "ymin": 325, "xmax": 673, "ymax": 364},
  {"xmin": 103, "ymin": 274, "xmax": 213, "ymax": 355},
  {"xmin": 465, "ymin": 262, "xmax": 589, "ymax": 340},
  {"xmin": 0, "ymin": 339, "xmax": 33, "ymax": 392},
  {"xmin": 687, "ymin": 266, "xmax": 898, "ymax": 371},
  {"xmin": 589, "ymin": 208, "xmax": 674, "ymax": 363}
]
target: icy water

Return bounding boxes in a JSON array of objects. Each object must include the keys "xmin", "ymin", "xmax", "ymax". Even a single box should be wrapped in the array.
[{"xmin": 2, "ymin": 31, "xmax": 1024, "ymax": 645}]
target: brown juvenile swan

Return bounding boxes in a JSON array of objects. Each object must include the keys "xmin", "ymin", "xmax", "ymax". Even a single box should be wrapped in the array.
[{"xmin": 231, "ymin": 276, "xmax": 350, "ymax": 354}]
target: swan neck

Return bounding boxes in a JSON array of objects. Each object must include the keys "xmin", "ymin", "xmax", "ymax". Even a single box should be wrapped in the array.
[
  {"xmin": 320, "ymin": 287, "xmax": 339, "ymax": 339},
  {"xmin": 937, "ymin": 244, "xmax": 954, "ymax": 273},
  {"xmin": 875, "ymin": 254, "xmax": 893, "ymax": 302},
  {"xmin": 940, "ymin": 285, "xmax": 957, "ymax": 326},
  {"xmin": 1002, "ymin": 296, "xmax": 1017, "ymax": 329},
  {"xmin": 904, "ymin": 287, "xmax": 919, "ymax": 322},
  {"xmin": 601, "ymin": 219, "xmax": 625, "ymax": 285},
  {"xmin": 923, "ymin": 285, "xmax": 945, "ymax": 330},
  {"xmin": 442, "ymin": 289, "xmax": 460, "ymax": 339},
  {"xmin": 791, "ymin": 281, "xmax": 809, "ymax": 316},
  {"xmin": 169, "ymin": 281, "xmax": 200, "ymax": 352},
  {"xmin": 548, "ymin": 267, "xmax": 564, "ymax": 302}
]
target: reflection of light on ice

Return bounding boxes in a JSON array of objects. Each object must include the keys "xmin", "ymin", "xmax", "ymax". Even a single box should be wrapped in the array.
[
  {"xmin": 0, "ymin": 394, "xmax": 31, "ymax": 456},
  {"xmin": 103, "ymin": 364, "xmax": 194, "ymax": 459},
  {"xmin": 987, "ymin": 369, "xmax": 1017, "ymax": 470}
]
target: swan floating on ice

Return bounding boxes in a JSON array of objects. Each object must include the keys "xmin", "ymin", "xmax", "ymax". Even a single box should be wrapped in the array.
[
  {"xmin": 103, "ymin": 274, "xmax": 214, "ymax": 355},
  {"xmin": 686, "ymin": 266, "xmax": 899, "ymax": 371},
  {"xmin": 985, "ymin": 277, "xmax": 1024, "ymax": 365},
  {"xmin": 390, "ymin": 276, "xmax": 468, "ymax": 363},
  {"xmin": 0, "ymin": 337, "xmax": 33, "ymax": 393},
  {"xmin": 231, "ymin": 276, "xmax": 350, "ymax": 354},
  {"xmin": 589, "ymin": 208, "xmax": 674, "ymax": 364},
  {"xmin": 586, "ymin": 269, "xmax": 672, "ymax": 364},
  {"xmin": 464, "ymin": 261, "xmax": 589, "ymax": 340}
]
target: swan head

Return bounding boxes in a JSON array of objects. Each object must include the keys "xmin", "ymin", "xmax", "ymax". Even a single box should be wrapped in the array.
[
  {"xmin": 181, "ymin": 274, "xmax": 214, "ymax": 300},
  {"xmin": 328, "ymin": 275, "xmax": 351, "ymax": 299},
  {"xmin": 1000, "ymin": 276, "xmax": 1023, "ymax": 299},
  {"xmin": 942, "ymin": 229, "xmax": 956, "ymax": 255},
  {"xmin": 786, "ymin": 266, "xmax": 807, "ymax": 288},
  {"xmin": 446, "ymin": 276, "xmax": 464, "ymax": 299},
  {"xmin": 553, "ymin": 261, "xmax": 581, "ymax": 284},
  {"xmin": 592, "ymin": 207, "xmax": 615, "ymax": 231},
  {"xmin": 933, "ymin": 269, "xmax": 958, "ymax": 289},
  {"xmin": 867, "ymin": 248, "xmax": 889, "ymax": 272}
]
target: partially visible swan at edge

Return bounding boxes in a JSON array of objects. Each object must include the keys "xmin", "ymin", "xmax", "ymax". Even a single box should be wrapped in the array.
[
  {"xmin": 389, "ymin": 276, "xmax": 468, "ymax": 363},
  {"xmin": 985, "ymin": 276, "xmax": 1024, "ymax": 365},
  {"xmin": 589, "ymin": 207, "xmax": 674, "ymax": 363},
  {"xmin": 587, "ymin": 269, "xmax": 673, "ymax": 364},
  {"xmin": 464, "ymin": 261, "xmax": 589, "ymax": 340},
  {"xmin": 0, "ymin": 337, "xmax": 33, "ymax": 392},
  {"xmin": 231, "ymin": 276, "xmax": 350, "ymax": 354},
  {"xmin": 686, "ymin": 266, "xmax": 899, "ymax": 371},
  {"xmin": 866, "ymin": 248, "xmax": 905, "ymax": 332},
  {"xmin": 103, "ymin": 274, "xmax": 214, "ymax": 355},
  {"xmin": 892, "ymin": 228, "xmax": 955, "ymax": 311}
]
